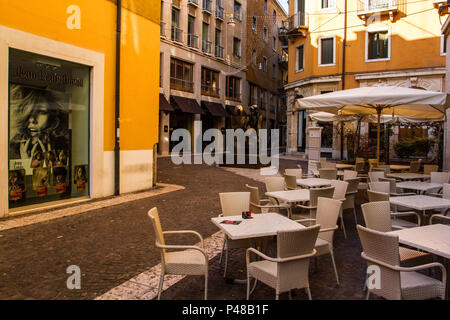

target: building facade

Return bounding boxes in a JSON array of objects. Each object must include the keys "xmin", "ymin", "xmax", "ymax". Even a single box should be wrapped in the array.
[
  {"xmin": 0, "ymin": 0, "xmax": 160, "ymax": 218},
  {"xmin": 159, "ymin": 0, "xmax": 248, "ymax": 155},
  {"xmin": 286, "ymin": 0, "xmax": 447, "ymax": 160},
  {"xmin": 246, "ymin": 0, "xmax": 288, "ymax": 148}
]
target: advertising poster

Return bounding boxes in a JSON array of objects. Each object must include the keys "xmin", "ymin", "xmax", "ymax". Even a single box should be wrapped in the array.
[
  {"xmin": 8, "ymin": 169, "xmax": 26, "ymax": 201},
  {"xmin": 74, "ymin": 165, "xmax": 87, "ymax": 191},
  {"xmin": 32, "ymin": 167, "xmax": 49, "ymax": 196},
  {"xmin": 53, "ymin": 166, "xmax": 68, "ymax": 194}
]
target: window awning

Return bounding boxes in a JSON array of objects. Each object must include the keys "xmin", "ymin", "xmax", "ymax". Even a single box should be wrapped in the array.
[
  {"xmin": 159, "ymin": 94, "xmax": 174, "ymax": 112},
  {"xmin": 171, "ymin": 96, "xmax": 205, "ymax": 114},
  {"xmin": 201, "ymin": 101, "xmax": 228, "ymax": 117}
]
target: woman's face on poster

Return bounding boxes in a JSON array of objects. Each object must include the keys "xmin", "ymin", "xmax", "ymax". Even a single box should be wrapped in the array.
[{"xmin": 27, "ymin": 102, "xmax": 50, "ymax": 137}]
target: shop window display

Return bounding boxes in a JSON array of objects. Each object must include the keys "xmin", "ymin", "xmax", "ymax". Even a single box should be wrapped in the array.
[{"xmin": 8, "ymin": 49, "xmax": 90, "ymax": 208}]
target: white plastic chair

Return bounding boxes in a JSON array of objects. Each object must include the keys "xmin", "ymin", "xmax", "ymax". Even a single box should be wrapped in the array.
[{"xmin": 369, "ymin": 171, "xmax": 385, "ymax": 183}]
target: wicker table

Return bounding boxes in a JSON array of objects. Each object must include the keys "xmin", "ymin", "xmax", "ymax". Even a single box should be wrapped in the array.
[
  {"xmin": 336, "ymin": 163, "xmax": 355, "ymax": 170},
  {"xmin": 390, "ymin": 195, "xmax": 450, "ymax": 223},
  {"xmin": 266, "ymin": 189, "xmax": 310, "ymax": 219},
  {"xmin": 390, "ymin": 165, "xmax": 410, "ymax": 172}
]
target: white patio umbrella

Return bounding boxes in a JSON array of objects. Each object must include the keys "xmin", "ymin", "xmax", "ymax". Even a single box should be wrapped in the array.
[{"xmin": 296, "ymin": 86, "xmax": 448, "ymax": 165}]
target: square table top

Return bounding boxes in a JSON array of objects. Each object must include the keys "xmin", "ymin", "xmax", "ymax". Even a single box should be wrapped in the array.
[
  {"xmin": 396, "ymin": 181, "xmax": 443, "ymax": 192},
  {"xmin": 211, "ymin": 212, "xmax": 304, "ymax": 240},
  {"xmin": 389, "ymin": 195, "xmax": 450, "ymax": 211},
  {"xmin": 296, "ymin": 178, "xmax": 332, "ymax": 188},
  {"xmin": 387, "ymin": 173, "xmax": 430, "ymax": 181},
  {"xmin": 390, "ymin": 165, "xmax": 410, "ymax": 171},
  {"xmin": 389, "ymin": 224, "xmax": 450, "ymax": 259},
  {"xmin": 265, "ymin": 189, "xmax": 310, "ymax": 203},
  {"xmin": 335, "ymin": 163, "xmax": 354, "ymax": 170}
]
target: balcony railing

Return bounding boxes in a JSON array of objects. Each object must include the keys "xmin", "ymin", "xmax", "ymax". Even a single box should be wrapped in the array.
[
  {"xmin": 288, "ymin": 11, "xmax": 309, "ymax": 30},
  {"xmin": 187, "ymin": 0, "xmax": 198, "ymax": 7},
  {"xmin": 215, "ymin": 45, "xmax": 224, "ymax": 59},
  {"xmin": 203, "ymin": 0, "xmax": 212, "ymax": 14},
  {"xmin": 215, "ymin": 6, "xmax": 224, "ymax": 20},
  {"xmin": 226, "ymin": 92, "xmax": 241, "ymax": 101},
  {"xmin": 160, "ymin": 22, "xmax": 166, "ymax": 38},
  {"xmin": 202, "ymin": 40, "xmax": 212, "ymax": 54},
  {"xmin": 187, "ymin": 34, "xmax": 199, "ymax": 49},
  {"xmin": 234, "ymin": 9, "xmax": 242, "ymax": 21},
  {"xmin": 201, "ymin": 84, "xmax": 220, "ymax": 97},
  {"xmin": 357, "ymin": 0, "xmax": 398, "ymax": 14},
  {"xmin": 171, "ymin": 26, "xmax": 183, "ymax": 43},
  {"xmin": 170, "ymin": 77, "xmax": 194, "ymax": 92}
]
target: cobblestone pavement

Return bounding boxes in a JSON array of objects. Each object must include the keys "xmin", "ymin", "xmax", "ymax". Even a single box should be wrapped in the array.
[{"xmin": 1, "ymin": 157, "xmax": 376, "ymax": 300}]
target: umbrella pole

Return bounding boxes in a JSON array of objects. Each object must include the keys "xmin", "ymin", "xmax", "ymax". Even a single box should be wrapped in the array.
[{"xmin": 376, "ymin": 108, "xmax": 381, "ymax": 167}]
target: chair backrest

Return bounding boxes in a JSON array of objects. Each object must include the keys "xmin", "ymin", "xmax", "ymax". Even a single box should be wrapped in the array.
[
  {"xmin": 374, "ymin": 165, "xmax": 390, "ymax": 174},
  {"xmin": 442, "ymin": 183, "xmax": 450, "ymax": 199},
  {"xmin": 378, "ymin": 177, "xmax": 397, "ymax": 194},
  {"xmin": 330, "ymin": 180, "xmax": 348, "ymax": 200},
  {"xmin": 315, "ymin": 197, "xmax": 342, "ymax": 243},
  {"xmin": 285, "ymin": 168, "xmax": 302, "ymax": 179},
  {"xmin": 245, "ymin": 184, "xmax": 262, "ymax": 213},
  {"xmin": 368, "ymin": 171, "xmax": 385, "ymax": 182},
  {"xmin": 423, "ymin": 164, "xmax": 439, "ymax": 175},
  {"xmin": 265, "ymin": 177, "xmax": 286, "ymax": 192},
  {"xmin": 343, "ymin": 170, "xmax": 358, "ymax": 180},
  {"xmin": 356, "ymin": 224, "xmax": 402, "ymax": 300},
  {"xmin": 148, "ymin": 207, "xmax": 167, "ymax": 259},
  {"xmin": 409, "ymin": 160, "xmax": 421, "ymax": 173},
  {"xmin": 345, "ymin": 178, "xmax": 360, "ymax": 194},
  {"xmin": 320, "ymin": 157, "xmax": 327, "ymax": 166},
  {"xmin": 277, "ymin": 224, "xmax": 320, "ymax": 259},
  {"xmin": 309, "ymin": 186, "xmax": 335, "ymax": 207},
  {"xmin": 356, "ymin": 157, "xmax": 365, "ymax": 163},
  {"xmin": 430, "ymin": 172, "xmax": 450, "ymax": 184},
  {"xmin": 219, "ymin": 192, "xmax": 250, "ymax": 216},
  {"xmin": 284, "ymin": 174, "xmax": 298, "ymax": 190},
  {"xmin": 369, "ymin": 181, "xmax": 390, "ymax": 193},
  {"xmin": 367, "ymin": 190, "xmax": 389, "ymax": 202},
  {"xmin": 361, "ymin": 201, "xmax": 393, "ymax": 232},
  {"xmin": 355, "ymin": 161, "xmax": 365, "ymax": 173},
  {"xmin": 319, "ymin": 168, "xmax": 337, "ymax": 180},
  {"xmin": 323, "ymin": 162, "xmax": 337, "ymax": 169}
]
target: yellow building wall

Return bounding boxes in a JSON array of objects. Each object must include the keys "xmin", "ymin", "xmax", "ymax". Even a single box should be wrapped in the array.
[
  {"xmin": 0, "ymin": 0, "xmax": 160, "ymax": 151},
  {"xmin": 288, "ymin": 0, "xmax": 445, "ymax": 87}
]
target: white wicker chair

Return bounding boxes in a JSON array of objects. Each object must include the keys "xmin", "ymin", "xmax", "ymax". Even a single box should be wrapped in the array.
[
  {"xmin": 423, "ymin": 165, "xmax": 439, "ymax": 175},
  {"xmin": 285, "ymin": 168, "xmax": 303, "ymax": 179},
  {"xmin": 319, "ymin": 168, "xmax": 337, "ymax": 180},
  {"xmin": 148, "ymin": 207, "xmax": 209, "ymax": 300},
  {"xmin": 284, "ymin": 174, "xmax": 298, "ymax": 190},
  {"xmin": 369, "ymin": 181, "xmax": 390, "ymax": 193},
  {"xmin": 246, "ymin": 224, "xmax": 320, "ymax": 300},
  {"xmin": 361, "ymin": 201, "xmax": 431, "ymax": 268},
  {"xmin": 343, "ymin": 170, "xmax": 358, "ymax": 180},
  {"xmin": 330, "ymin": 180, "xmax": 349, "ymax": 239},
  {"xmin": 295, "ymin": 186, "xmax": 335, "ymax": 220},
  {"xmin": 357, "ymin": 225, "xmax": 446, "ymax": 300},
  {"xmin": 296, "ymin": 197, "xmax": 343, "ymax": 286},
  {"xmin": 245, "ymin": 184, "xmax": 287, "ymax": 214},
  {"xmin": 364, "ymin": 195, "xmax": 421, "ymax": 229},
  {"xmin": 342, "ymin": 178, "xmax": 360, "ymax": 225},
  {"xmin": 369, "ymin": 171, "xmax": 385, "ymax": 183},
  {"xmin": 379, "ymin": 177, "xmax": 416, "ymax": 197},
  {"xmin": 219, "ymin": 192, "xmax": 253, "ymax": 278}
]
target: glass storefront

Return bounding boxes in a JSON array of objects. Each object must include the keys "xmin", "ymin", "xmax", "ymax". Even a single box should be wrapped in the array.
[{"xmin": 8, "ymin": 49, "xmax": 90, "ymax": 208}]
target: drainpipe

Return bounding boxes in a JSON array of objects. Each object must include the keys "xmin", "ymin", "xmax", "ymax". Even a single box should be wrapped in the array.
[
  {"xmin": 340, "ymin": 0, "xmax": 348, "ymax": 160},
  {"xmin": 114, "ymin": 0, "xmax": 122, "ymax": 196}
]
